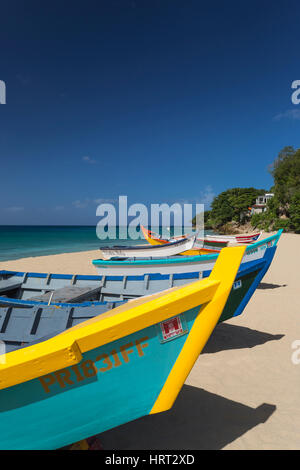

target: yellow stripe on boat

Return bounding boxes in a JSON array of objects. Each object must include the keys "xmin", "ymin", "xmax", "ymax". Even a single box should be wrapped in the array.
[
  {"xmin": 141, "ymin": 226, "xmax": 166, "ymax": 245},
  {"xmin": 0, "ymin": 272, "xmax": 218, "ymax": 390},
  {"xmin": 150, "ymin": 245, "xmax": 245, "ymax": 414},
  {"xmin": 179, "ymin": 248, "xmax": 218, "ymax": 256}
]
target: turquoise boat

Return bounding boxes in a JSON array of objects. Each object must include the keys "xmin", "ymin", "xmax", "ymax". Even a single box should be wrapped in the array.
[{"xmin": 0, "ymin": 247, "xmax": 244, "ymax": 450}]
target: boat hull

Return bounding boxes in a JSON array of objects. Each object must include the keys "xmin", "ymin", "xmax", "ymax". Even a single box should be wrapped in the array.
[
  {"xmin": 99, "ymin": 234, "xmax": 196, "ymax": 259},
  {"xmin": 205, "ymin": 232, "xmax": 261, "ymax": 244},
  {"xmin": 0, "ymin": 248, "xmax": 245, "ymax": 449},
  {"xmin": 0, "ymin": 306, "xmax": 199, "ymax": 449}
]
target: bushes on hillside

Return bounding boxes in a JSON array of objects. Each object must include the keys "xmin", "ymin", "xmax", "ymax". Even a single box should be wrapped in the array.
[{"xmin": 251, "ymin": 147, "xmax": 300, "ymax": 232}]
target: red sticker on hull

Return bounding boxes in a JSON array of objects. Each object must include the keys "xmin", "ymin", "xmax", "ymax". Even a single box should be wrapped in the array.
[{"xmin": 160, "ymin": 316, "xmax": 184, "ymax": 341}]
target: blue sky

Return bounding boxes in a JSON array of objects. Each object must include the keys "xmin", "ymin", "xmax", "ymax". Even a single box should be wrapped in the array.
[{"xmin": 0, "ymin": 0, "xmax": 299, "ymax": 224}]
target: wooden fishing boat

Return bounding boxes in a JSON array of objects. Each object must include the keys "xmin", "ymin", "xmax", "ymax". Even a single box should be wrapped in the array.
[
  {"xmin": 140, "ymin": 226, "xmax": 226, "ymax": 255},
  {"xmin": 0, "ymin": 247, "xmax": 244, "ymax": 449},
  {"xmin": 93, "ymin": 230, "xmax": 282, "ymax": 277},
  {"xmin": 204, "ymin": 232, "xmax": 261, "ymax": 244},
  {"xmin": 141, "ymin": 226, "xmax": 261, "ymax": 248},
  {"xmin": 99, "ymin": 233, "xmax": 197, "ymax": 260}
]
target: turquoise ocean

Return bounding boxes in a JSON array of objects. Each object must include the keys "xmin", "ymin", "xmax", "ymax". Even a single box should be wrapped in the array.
[{"xmin": 0, "ymin": 226, "xmax": 210, "ymax": 262}]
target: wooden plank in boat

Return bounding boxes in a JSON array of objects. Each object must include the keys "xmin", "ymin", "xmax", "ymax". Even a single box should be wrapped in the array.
[
  {"xmin": 0, "ymin": 301, "xmax": 127, "ymax": 352},
  {"xmin": 28, "ymin": 285, "xmax": 101, "ymax": 303}
]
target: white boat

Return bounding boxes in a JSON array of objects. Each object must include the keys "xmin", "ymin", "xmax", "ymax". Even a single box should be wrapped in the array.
[
  {"xmin": 99, "ymin": 233, "xmax": 197, "ymax": 260},
  {"xmin": 204, "ymin": 232, "xmax": 261, "ymax": 244}
]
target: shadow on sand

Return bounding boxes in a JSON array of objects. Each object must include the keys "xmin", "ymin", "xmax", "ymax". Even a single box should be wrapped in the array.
[
  {"xmin": 98, "ymin": 385, "xmax": 276, "ymax": 450},
  {"xmin": 257, "ymin": 282, "xmax": 287, "ymax": 290},
  {"xmin": 202, "ymin": 323, "xmax": 284, "ymax": 354}
]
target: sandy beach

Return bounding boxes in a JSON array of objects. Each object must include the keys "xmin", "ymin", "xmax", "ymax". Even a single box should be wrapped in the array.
[{"xmin": 0, "ymin": 233, "xmax": 299, "ymax": 450}]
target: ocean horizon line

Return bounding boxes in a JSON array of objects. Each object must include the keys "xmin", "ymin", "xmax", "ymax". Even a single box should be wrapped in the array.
[{"xmin": 0, "ymin": 225, "xmax": 207, "ymax": 262}]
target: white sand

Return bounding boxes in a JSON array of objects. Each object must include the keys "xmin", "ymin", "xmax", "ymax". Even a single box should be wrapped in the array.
[{"xmin": 0, "ymin": 233, "xmax": 299, "ymax": 449}]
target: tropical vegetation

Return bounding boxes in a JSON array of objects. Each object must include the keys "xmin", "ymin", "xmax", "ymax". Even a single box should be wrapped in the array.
[
  {"xmin": 251, "ymin": 147, "xmax": 300, "ymax": 233},
  {"xmin": 193, "ymin": 146, "xmax": 300, "ymax": 233}
]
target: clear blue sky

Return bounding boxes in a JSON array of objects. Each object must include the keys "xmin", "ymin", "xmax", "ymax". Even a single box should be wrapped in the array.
[{"xmin": 0, "ymin": 0, "xmax": 299, "ymax": 224}]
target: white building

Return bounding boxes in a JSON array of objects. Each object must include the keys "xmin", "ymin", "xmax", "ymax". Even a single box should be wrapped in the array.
[{"xmin": 250, "ymin": 193, "xmax": 274, "ymax": 215}]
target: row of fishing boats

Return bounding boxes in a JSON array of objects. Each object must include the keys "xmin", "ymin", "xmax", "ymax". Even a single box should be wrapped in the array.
[
  {"xmin": 98, "ymin": 226, "xmax": 261, "ymax": 259},
  {"xmin": 0, "ymin": 228, "xmax": 282, "ymax": 449}
]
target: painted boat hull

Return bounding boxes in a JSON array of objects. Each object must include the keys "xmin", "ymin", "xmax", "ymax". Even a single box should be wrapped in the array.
[
  {"xmin": 0, "ymin": 248, "xmax": 245, "ymax": 449},
  {"xmin": 0, "ymin": 307, "xmax": 204, "ymax": 449},
  {"xmin": 99, "ymin": 234, "xmax": 196, "ymax": 259},
  {"xmin": 181, "ymin": 247, "xmax": 220, "ymax": 255},
  {"xmin": 205, "ymin": 232, "xmax": 261, "ymax": 244}
]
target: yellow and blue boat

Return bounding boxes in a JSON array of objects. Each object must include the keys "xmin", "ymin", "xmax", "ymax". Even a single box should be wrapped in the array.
[
  {"xmin": 0, "ymin": 246, "xmax": 245, "ymax": 449},
  {"xmin": 141, "ymin": 225, "xmax": 227, "ymax": 254}
]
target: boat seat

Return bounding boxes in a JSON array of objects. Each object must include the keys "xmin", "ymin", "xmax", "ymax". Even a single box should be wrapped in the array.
[
  {"xmin": 0, "ymin": 279, "xmax": 23, "ymax": 293},
  {"xmin": 28, "ymin": 285, "xmax": 102, "ymax": 303},
  {"xmin": 0, "ymin": 301, "xmax": 126, "ymax": 353}
]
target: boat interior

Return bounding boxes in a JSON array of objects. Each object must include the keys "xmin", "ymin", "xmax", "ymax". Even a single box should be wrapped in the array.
[
  {"xmin": 0, "ymin": 257, "xmax": 264, "ymax": 353},
  {"xmin": 0, "ymin": 269, "xmax": 203, "ymax": 353}
]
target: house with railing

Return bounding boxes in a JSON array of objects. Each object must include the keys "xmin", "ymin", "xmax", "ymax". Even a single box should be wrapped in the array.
[{"xmin": 249, "ymin": 193, "xmax": 274, "ymax": 215}]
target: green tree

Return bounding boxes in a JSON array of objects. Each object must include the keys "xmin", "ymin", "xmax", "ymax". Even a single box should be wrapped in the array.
[
  {"xmin": 209, "ymin": 187, "xmax": 265, "ymax": 228},
  {"xmin": 270, "ymin": 146, "xmax": 300, "ymax": 212},
  {"xmin": 251, "ymin": 146, "xmax": 300, "ymax": 232},
  {"xmin": 289, "ymin": 192, "xmax": 300, "ymax": 233}
]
